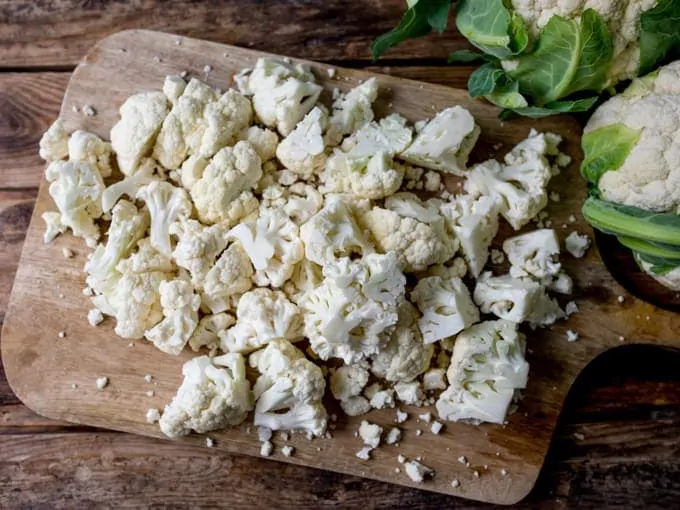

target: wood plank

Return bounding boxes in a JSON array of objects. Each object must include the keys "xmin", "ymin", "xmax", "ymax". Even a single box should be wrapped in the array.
[
  {"xmin": 0, "ymin": 73, "xmax": 68, "ymax": 189},
  {"xmin": 0, "ymin": 0, "xmax": 471, "ymax": 68}
]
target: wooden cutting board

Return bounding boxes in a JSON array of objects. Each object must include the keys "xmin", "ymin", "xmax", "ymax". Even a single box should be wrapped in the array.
[{"xmin": 2, "ymin": 30, "xmax": 680, "ymax": 505}]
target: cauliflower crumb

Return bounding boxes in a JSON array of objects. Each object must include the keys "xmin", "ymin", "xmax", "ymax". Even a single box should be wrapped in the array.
[
  {"xmin": 451, "ymin": 479, "xmax": 460, "ymax": 488},
  {"xmin": 356, "ymin": 446, "xmax": 373, "ymax": 460},
  {"xmin": 415, "ymin": 429, "xmax": 423, "ymax": 436},
  {"xmin": 260, "ymin": 441, "xmax": 274, "ymax": 457},
  {"xmin": 327, "ymin": 68, "xmax": 336, "ymax": 78},
  {"xmin": 96, "ymin": 376, "xmax": 109, "ymax": 390},
  {"xmin": 395, "ymin": 409, "xmax": 408, "ymax": 423},
  {"xmin": 430, "ymin": 421, "xmax": 443, "ymax": 434},
  {"xmin": 359, "ymin": 421, "xmax": 383, "ymax": 448},
  {"xmin": 549, "ymin": 191, "xmax": 560, "ymax": 202},
  {"xmin": 490, "ymin": 249, "xmax": 505, "ymax": 264},
  {"xmin": 385, "ymin": 427, "xmax": 402, "ymax": 445},
  {"xmin": 566, "ymin": 330, "xmax": 579, "ymax": 342},
  {"xmin": 146, "ymin": 390, "xmax": 155, "ymax": 397},
  {"xmin": 424, "ymin": 171, "xmax": 441, "ymax": 192},
  {"xmin": 565, "ymin": 231, "xmax": 591, "ymax": 258},
  {"xmin": 397, "ymin": 454, "xmax": 407, "ymax": 464},
  {"xmin": 565, "ymin": 301, "xmax": 579, "ymax": 316},
  {"xmin": 418, "ymin": 412, "xmax": 432, "ymax": 424},
  {"xmin": 62, "ymin": 247, "xmax": 75, "ymax": 259},
  {"xmin": 617, "ymin": 295, "xmax": 625, "ymax": 303},
  {"xmin": 82, "ymin": 104, "xmax": 96, "ymax": 117},
  {"xmin": 258, "ymin": 427, "xmax": 273, "ymax": 442},
  {"xmin": 57, "ymin": 331, "xmax": 66, "ymax": 339},
  {"xmin": 404, "ymin": 460, "xmax": 432, "ymax": 483},
  {"xmin": 281, "ymin": 445, "xmax": 295, "ymax": 457},
  {"xmin": 457, "ymin": 456, "xmax": 467, "ymax": 465},
  {"xmin": 205, "ymin": 437, "xmax": 215, "ymax": 448},
  {"xmin": 146, "ymin": 408, "xmax": 161, "ymax": 424},
  {"xmin": 501, "ymin": 468, "xmax": 509, "ymax": 476},
  {"xmin": 568, "ymin": 214, "xmax": 577, "ymax": 223},
  {"xmin": 87, "ymin": 309, "xmax": 104, "ymax": 327}
]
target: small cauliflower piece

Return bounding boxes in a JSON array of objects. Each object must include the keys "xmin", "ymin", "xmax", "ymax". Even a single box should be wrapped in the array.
[
  {"xmin": 111, "ymin": 91, "xmax": 169, "ymax": 175},
  {"xmin": 169, "ymin": 218, "xmax": 227, "ymax": 286},
  {"xmin": 136, "ymin": 181, "xmax": 192, "ymax": 257},
  {"xmin": 84, "ymin": 200, "xmax": 149, "ymax": 294},
  {"xmin": 220, "ymin": 289, "xmax": 303, "ymax": 353},
  {"xmin": 45, "ymin": 160, "xmax": 105, "ymax": 241},
  {"xmin": 162, "ymin": 75, "xmax": 187, "ymax": 104},
  {"xmin": 68, "ymin": 130, "xmax": 113, "ymax": 177},
  {"xmin": 249, "ymin": 58, "xmax": 323, "ymax": 136},
  {"xmin": 227, "ymin": 206, "xmax": 304, "ymax": 287},
  {"xmin": 39, "ymin": 118, "xmax": 69, "ymax": 162},
  {"xmin": 344, "ymin": 152, "xmax": 405, "ymax": 200},
  {"xmin": 369, "ymin": 388, "xmax": 395, "ymax": 409},
  {"xmin": 400, "ymin": 107, "xmax": 480, "ymax": 175},
  {"xmin": 341, "ymin": 396, "xmax": 372, "ymax": 417},
  {"xmin": 250, "ymin": 339, "xmax": 328, "ymax": 437},
  {"xmin": 473, "ymin": 272, "xmax": 543, "ymax": 323},
  {"xmin": 394, "ymin": 381, "xmax": 425, "ymax": 406},
  {"xmin": 404, "ymin": 460, "xmax": 433, "ymax": 483},
  {"xmin": 276, "ymin": 106, "xmax": 328, "ymax": 178},
  {"xmin": 159, "ymin": 353, "xmax": 253, "ymax": 437},
  {"xmin": 423, "ymin": 368, "xmax": 447, "ymax": 391},
  {"xmin": 330, "ymin": 365, "xmax": 370, "ymax": 401},
  {"xmin": 300, "ymin": 195, "xmax": 375, "ymax": 266},
  {"xmin": 201, "ymin": 242, "xmax": 254, "ymax": 313},
  {"xmin": 42, "ymin": 211, "xmax": 67, "ymax": 243},
  {"xmin": 411, "ymin": 276, "xmax": 480, "ymax": 344},
  {"xmin": 144, "ymin": 279, "xmax": 201, "ymax": 355},
  {"xmin": 241, "ymin": 125, "xmax": 279, "ymax": 162},
  {"xmin": 359, "ymin": 421, "xmax": 383, "ymax": 448},
  {"xmin": 439, "ymin": 195, "xmax": 500, "ymax": 277},
  {"xmin": 503, "ymin": 229, "xmax": 561, "ymax": 279},
  {"xmin": 527, "ymin": 292, "xmax": 566, "ymax": 328},
  {"xmin": 191, "ymin": 141, "xmax": 263, "ymax": 226},
  {"xmin": 326, "ymin": 78, "xmax": 379, "ymax": 145},
  {"xmin": 437, "ymin": 320, "xmax": 529, "ymax": 424},
  {"xmin": 565, "ymin": 231, "xmax": 591, "ymax": 259},
  {"xmin": 371, "ymin": 302, "xmax": 433, "ymax": 383},
  {"xmin": 189, "ymin": 313, "xmax": 235, "ymax": 353},
  {"xmin": 465, "ymin": 130, "xmax": 557, "ymax": 229}
]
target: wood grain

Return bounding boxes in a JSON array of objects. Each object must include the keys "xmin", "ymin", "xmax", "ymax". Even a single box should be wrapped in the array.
[
  {"xmin": 0, "ymin": 0, "xmax": 472, "ymax": 68},
  {"xmin": 1, "ymin": 30, "xmax": 679, "ymax": 506}
]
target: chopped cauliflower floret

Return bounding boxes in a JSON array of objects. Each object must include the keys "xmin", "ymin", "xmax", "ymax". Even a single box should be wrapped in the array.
[
  {"xmin": 423, "ymin": 368, "xmax": 447, "ymax": 391},
  {"xmin": 330, "ymin": 365, "xmax": 369, "ymax": 401},
  {"xmin": 300, "ymin": 195, "xmax": 375, "ymax": 266},
  {"xmin": 45, "ymin": 159, "xmax": 105, "ymax": 241},
  {"xmin": 401, "ymin": 106, "xmax": 480, "ymax": 175},
  {"xmin": 323, "ymin": 151, "xmax": 405, "ymax": 200},
  {"xmin": 191, "ymin": 141, "xmax": 263, "ymax": 226},
  {"xmin": 227, "ymin": 206, "xmax": 304, "ymax": 287},
  {"xmin": 404, "ymin": 460, "xmax": 433, "ymax": 483},
  {"xmin": 411, "ymin": 276, "xmax": 480, "ymax": 344},
  {"xmin": 341, "ymin": 396, "xmax": 372, "ymax": 416},
  {"xmin": 359, "ymin": 420, "xmax": 383, "ymax": 448},
  {"xmin": 276, "ymin": 106, "xmax": 328, "ymax": 178},
  {"xmin": 369, "ymin": 388, "xmax": 395, "ymax": 409},
  {"xmin": 137, "ymin": 181, "xmax": 192, "ymax": 257},
  {"xmin": 394, "ymin": 381, "xmax": 425, "ymax": 406},
  {"xmin": 220, "ymin": 289, "xmax": 303, "ymax": 353},
  {"xmin": 250, "ymin": 339, "xmax": 328, "ymax": 436},
  {"xmin": 188, "ymin": 313, "xmax": 235, "ymax": 353},
  {"xmin": 159, "ymin": 353, "xmax": 253, "ymax": 437},
  {"xmin": 39, "ymin": 118, "xmax": 69, "ymax": 162},
  {"xmin": 145, "ymin": 279, "xmax": 201, "ymax": 355},
  {"xmin": 437, "ymin": 320, "xmax": 529, "ymax": 425},
  {"xmin": 199, "ymin": 89, "xmax": 253, "ymax": 158},
  {"xmin": 341, "ymin": 113, "xmax": 413, "ymax": 157},
  {"xmin": 162, "ymin": 75, "xmax": 187, "ymax": 104},
  {"xmin": 201, "ymin": 242, "xmax": 254, "ymax": 313},
  {"xmin": 176, "ymin": 155, "xmax": 208, "ymax": 192},
  {"xmin": 248, "ymin": 58, "xmax": 323, "ymax": 136},
  {"xmin": 503, "ymin": 229, "xmax": 561, "ymax": 279},
  {"xmin": 473, "ymin": 272, "xmax": 543, "ymax": 323},
  {"xmin": 42, "ymin": 211, "xmax": 67, "ymax": 243},
  {"xmin": 169, "ymin": 218, "xmax": 227, "ymax": 286},
  {"xmin": 326, "ymin": 78, "xmax": 379, "ymax": 145},
  {"xmin": 241, "ymin": 125, "xmax": 279, "ymax": 162},
  {"xmin": 565, "ymin": 231, "xmax": 591, "ymax": 259},
  {"xmin": 68, "ymin": 130, "xmax": 113, "ymax": 177},
  {"xmin": 371, "ymin": 302, "xmax": 433, "ymax": 382},
  {"xmin": 111, "ymin": 91, "xmax": 169, "ymax": 175}
]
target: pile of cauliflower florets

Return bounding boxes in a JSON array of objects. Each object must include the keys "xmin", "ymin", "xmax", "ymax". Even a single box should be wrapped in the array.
[{"xmin": 39, "ymin": 57, "xmax": 579, "ymax": 442}]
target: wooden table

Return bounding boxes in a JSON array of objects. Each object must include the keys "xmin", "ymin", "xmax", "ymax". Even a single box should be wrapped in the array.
[{"xmin": 0, "ymin": 2, "xmax": 678, "ymax": 508}]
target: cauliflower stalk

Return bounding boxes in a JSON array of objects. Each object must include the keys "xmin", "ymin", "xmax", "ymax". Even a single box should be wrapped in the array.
[{"xmin": 137, "ymin": 181, "xmax": 192, "ymax": 257}]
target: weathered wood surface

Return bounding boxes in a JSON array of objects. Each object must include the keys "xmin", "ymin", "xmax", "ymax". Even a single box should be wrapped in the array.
[{"xmin": 0, "ymin": 9, "xmax": 676, "ymax": 508}]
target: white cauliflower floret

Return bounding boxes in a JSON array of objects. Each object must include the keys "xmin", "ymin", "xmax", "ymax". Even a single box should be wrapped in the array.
[
  {"xmin": 163, "ymin": 75, "xmax": 187, "ymax": 104},
  {"xmin": 45, "ymin": 160, "xmax": 105, "ymax": 241},
  {"xmin": 248, "ymin": 58, "xmax": 323, "ymax": 136},
  {"xmin": 276, "ymin": 106, "xmax": 328, "ymax": 178},
  {"xmin": 359, "ymin": 420, "xmax": 383, "ymax": 448},
  {"xmin": 42, "ymin": 211, "xmax": 66, "ymax": 243},
  {"xmin": 85, "ymin": 200, "xmax": 149, "ymax": 294},
  {"xmin": 227, "ymin": 206, "xmax": 304, "ymax": 287},
  {"xmin": 68, "ymin": 130, "xmax": 113, "ymax": 177},
  {"xmin": 241, "ymin": 125, "xmax": 279, "ymax": 162},
  {"xmin": 361, "ymin": 207, "xmax": 455, "ymax": 272},
  {"xmin": 201, "ymin": 242, "xmax": 254, "ymax": 313},
  {"xmin": 394, "ymin": 381, "xmax": 425, "ymax": 406},
  {"xmin": 110, "ymin": 91, "xmax": 169, "ymax": 175},
  {"xmin": 326, "ymin": 78, "xmax": 379, "ymax": 145},
  {"xmin": 300, "ymin": 195, "xmax": 375, "ymax": 266},
  {"xmin": 300, "ymin": 255, "xmax": 405, "ymax": 363},
  {"xmin": 503, "ymin": 229, "xmax": 561, "ymax": 279},
  {"xmin": 330, "ymin": 365, "xmax": 370, "ymax": 401},
  {"xmin": 473, "ymin": 272, "xmax": 543, "ymax": 323},
  {"xmin": 136, "ymin": 181, "xmax": 192, "ymax": 257},
  {"xmin": 341, "ymin": 113, "xmax": 413, "ymax": 157},
  {"xmin": 116, "ymin": 237, "xmax": 176, "ymax": 274},
  {"xmin": 465, "ymin": 131, "xmax": 556, "ymax": 229},
  {"xmin": 169, "ymin": 218, "xmax": 227, "ymax": 286},
  {"xmin": 565, "ymin": 231, "xmax": 591, "ymax": 258},
  {"xmin": 145, "ymin": 279, "xmax": 201, "ymax": 355},
  {"xmin": 281, "ymin": 183, "xmax": 324, "ymax": 225},
  {"xmin": 400, "ymin": 106, "xmax": 480, "ymax": 175},
  {"xmin": 153, "ymin": 79, "xmax": 218, "ymax": 169},
  {"xmin": 39, "ymin": 118, "xmax": 69, "ymax": 162},
  {"xmin": 176, "ymin": 155, "xmax": 208, "ymax": 192},
  {"xmin": 249, "ymin": 339, "xmax": 328, "ymax": 436},
  {"xmin": 188, "ymin": 313, "xmax": 235, "ymax": 353},
  {"xmin": 437, "ymin": 320, "xmax": 529, "ymax": 424},
  {"xmin": 371, "ymin": 302, "xmax": 434, "ymax": 382},
  {"xmin": 199, "ymin": 89, "xmax": 253, "ymax": 158},
  {"xmin": 411, "ymin": 276, "xmax": 480, "ymax": 344},
  {"xmin": 190, "ymin": 141, "xmax": 263, "ymax": 226},
  {"xmin": 439, "ymin": 195, "xmax": 500, "ymax": 277},
  {"xmin": 220, "ymin": 289, "xmax": 303, "ymax": 353},
  {"xmin": 326, "ymin": 151, "xmax": 405, "ymax": 200},
  {"xmin": 159, "ymin": 353, "xmax": 253, "ymax": 437}
]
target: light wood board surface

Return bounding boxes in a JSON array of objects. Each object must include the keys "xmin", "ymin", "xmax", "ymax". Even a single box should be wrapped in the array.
[{"xmin": 2, "ymin": 30, "xmax": 679, "ymax": 505}]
